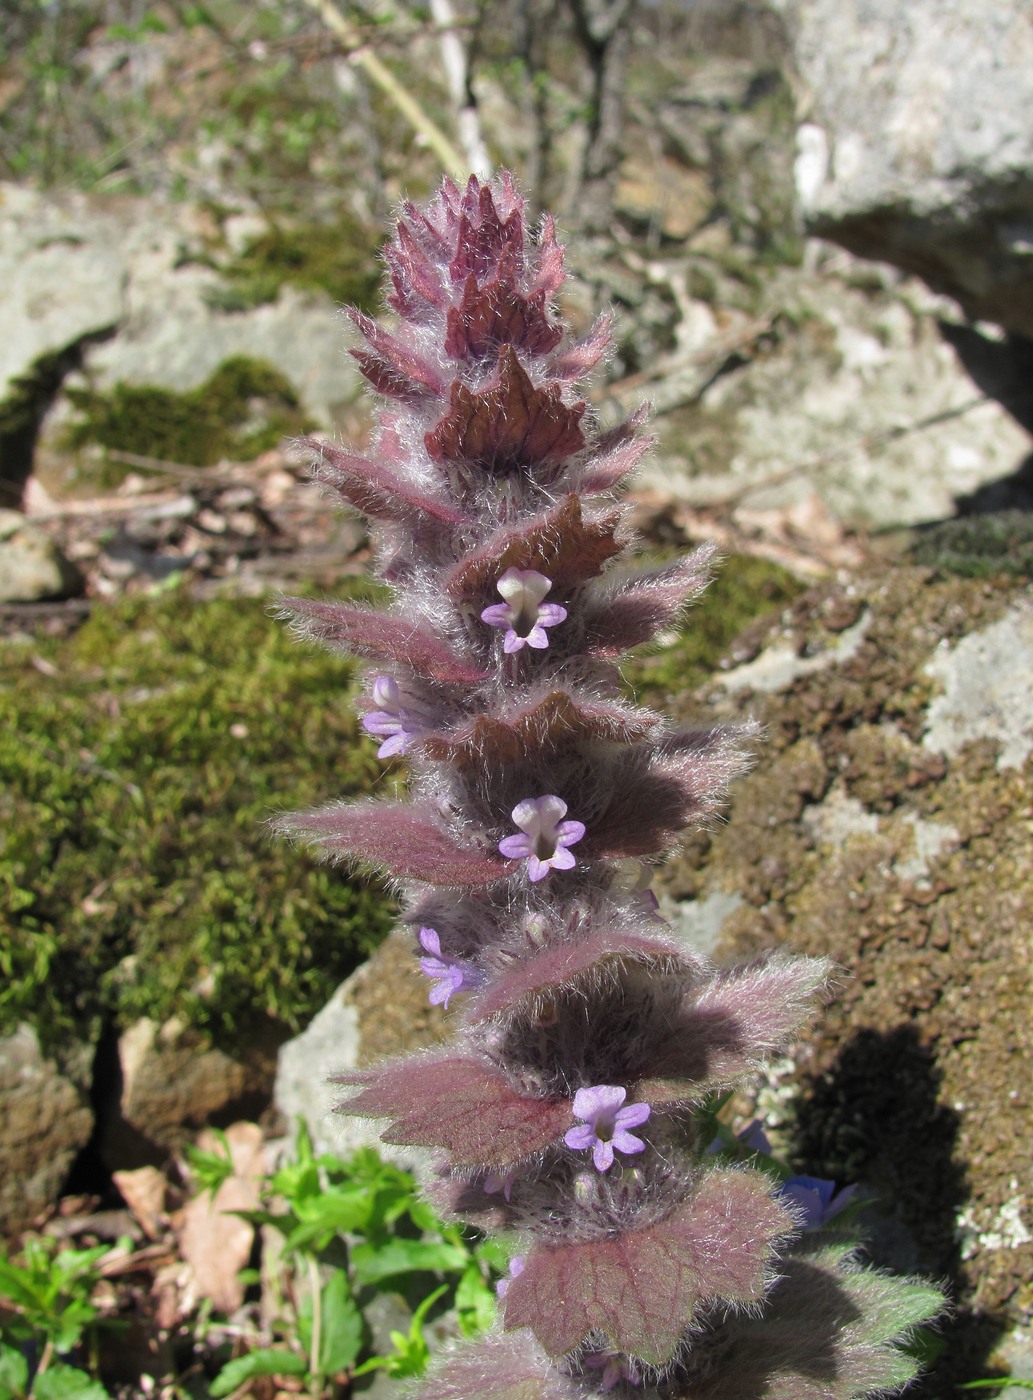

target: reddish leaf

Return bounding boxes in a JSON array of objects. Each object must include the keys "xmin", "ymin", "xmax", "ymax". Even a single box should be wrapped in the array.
[
  {"xmin": 677, "ymin": 1244, "xmax": 943, "ymax": 1400},
  {"xmin": 279, "ymin": 799, "xmax": 506, "ymax": 886},
  {"xmin": 425, "ymin": 346, "xmax": 586, "ymax": 471},
  {"xmin": 585, "ymin": 726, "xmax": 754, "ymax": 858},
  {"xmin": 417, "ymin": 1330, "xmax": 579, "ymax": 1400},
  {"xmin": 504, "ymin": 1168, "xmax": 792, "ymax": 1365},
  {"xmin": 469, "ymin": 928, "xmax": 694, "ymax": 1021},
  {"xmin": 348, "ymin": 311, "xmax": 446, "ymax": 401},
  {"xmin": 636, "ymin": 956, "xmax": 830, "ymax": 1105},
  {"xmin": 445, "ymin": 274, "xmax": 562, "ymax": 360},
  {"xmin": 548, "ymin": 314, "xmax": 613, "ymax": 381},
  {"xmin": 279, "ymin": 597, "xmax": 488, "ymax": 684},
  {"xmin": 583, "ymin": 545, "xmax": 717, "ymax": 653},
  {"xmin": 444, "ymin": 495, "xmax": 626, "ymax": 600},
  {"xmin": 422, "ymin": 691, "xmax": 657, "ymax": 781},
  {"xmin": 450, "ymin": 176, "xmax": 525, "ymax": 285},
  {"xmin": 336, "ymin": 1054, "xmax": 572, "ymax": 1168},
  {"xmin": 387, "ymin": 222, "xmax": 447, "ymax": 315},
  {"xmin": 579, "ymin": 407, "xmax": 653, "ymax": 493},
  {"xmin": 531, "ymin": 214, "xmax": 565, "ymax": 296},
  {"xmin": 306, "ymin": 437, "xmax": 469, "ymax": 526}
]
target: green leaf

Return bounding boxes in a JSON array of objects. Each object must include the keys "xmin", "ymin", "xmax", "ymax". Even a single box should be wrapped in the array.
[
  {"xmin": 353, "ymin": 1285, "xmax": 447, "ymax": 1380},
  {"xmin": 317, "ymin": 1271, "xmax": 364, "ymax": 1375},
  {"xmin": 455, "ymin": 1262, "xmax": 497, "ymax": 1338},
  {"xmin": 0, "ymin": 1343, "xmax": 28, "ymax": 1399},
  {"xmin": 350, "ymin": 1239, "xmax": 470, "ymax": 1287},
  {"xmin": 33, "ymin": 1365, "xmax": 110, "ymax": 1399},
  {"xmin": 209, "ymin": 1349, "xmax": 308, "ymax": 1397},
  {"xmin": 184, "ymin": 1128, "xmax": 235, "ymax": 1199},
  {"xmin": 962, "ymin": 1383, "xmax": 1033, "ymax": 1392}
]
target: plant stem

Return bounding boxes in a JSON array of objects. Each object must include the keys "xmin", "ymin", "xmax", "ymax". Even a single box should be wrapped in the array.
[
  {"xmin": 301, "ymin": 0, "xmax": 468, "ymax": 179},
  {"xmin": 307, "ymin": 1252, "xmax": 324, "ymax": 1399}
]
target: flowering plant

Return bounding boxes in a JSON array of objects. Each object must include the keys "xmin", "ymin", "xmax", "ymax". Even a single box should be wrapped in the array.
[{"xmin": 280, "ymin": 173, "xmax": 942, "ymax": 1397}]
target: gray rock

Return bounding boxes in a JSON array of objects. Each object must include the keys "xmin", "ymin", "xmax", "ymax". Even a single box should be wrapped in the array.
[
  {"xmin": 0, "ymin": 182, "xmax": 363, "ymax": 437},
  {"xmin": 0, "ymin": 508, "xmax": 83, "ymax": 601},
  {"xmin": 0, "ymin": 186, "xmax": 122, "ymax": 395},
  {"xmin": 633, "ymin": 250, "xmax": 1032, "ymax": 529},
  {"xmin": 923, "ymin": 597, "xmax": 1033, "ymax": 771},
  {"xmin": 273, "ymin": 980, "xmax": 380, "ymax": 1162},
  {"xmin": 777, "ymin": 0, "xmax": 1033, "ymax": 337},
  {"xmin": 99, "ymin": 1016, "xmax": 280, "ymax": 1168},
  {"xmin": 0, "ymin": 1023, "xmax": 93, "ymax": 1234}
]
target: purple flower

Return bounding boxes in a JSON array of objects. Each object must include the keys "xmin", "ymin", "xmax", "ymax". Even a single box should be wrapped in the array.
[
  {"xmin": 496, "ymin": 1253, "xmax": 525, "ymax": 1299},
  {"xmin": 781, "ymin": 1175, "xmax": 857, "ymax": 1230},
  {"xmin": 480, "ymin": 568, "xmax": 567, "ymax": 653},
  {"xmin": 484, "ymin": 1168, "xmax": 516, "ymax": 1202},
  {"xmin": 585, "ymin": 1349, "xmax": 641, "ymax": 1391},
  {"xmin": 361, "ymin": 674, "xmax": 424, "ymax": 757},
  {"xmin": 498, "ymin": 795, "xmax": 585, "ymax": 882},
  {"xmin": 564, "ymin": 1085, "xmax": 651, "ymax": 1173},
  {"xmin": 417, "ymin": 926, "xmax": 481, "ymax": 1008}
]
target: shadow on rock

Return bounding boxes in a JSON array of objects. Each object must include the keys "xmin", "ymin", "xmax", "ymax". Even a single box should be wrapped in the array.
[{"xmin": 791, "ymin": 1022, "xmax": 1004, "ymax": 1396}]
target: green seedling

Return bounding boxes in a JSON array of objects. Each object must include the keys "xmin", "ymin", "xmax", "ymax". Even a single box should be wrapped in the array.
[
  {"xmin": 0, "ymin": 1237, "xmax": 123, "ymax": 1398},
  {"xmin": 208, "ymin": 1125, "xmax": 504, "ymax": 1396}
]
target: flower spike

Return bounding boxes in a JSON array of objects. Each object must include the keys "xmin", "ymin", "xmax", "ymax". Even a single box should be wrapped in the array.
[{"xmin": 276, "ymin": 172, "xmax": 943, "ymax": 1398}]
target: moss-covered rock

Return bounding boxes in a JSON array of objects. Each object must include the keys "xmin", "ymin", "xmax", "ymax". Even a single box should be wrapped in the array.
[
  {"xmin": 1, "ymin": 586, "xmax": 395, "ymax": 1056},
  {"xmin": 207, "ymin": 219, "xmax": 385, "ymax": 314},
  {"xmin": 61, "ymin": 355, "xmax": 313, "ymax": 481},
  {"xmin": 651, "ymin": 566, "xmax": 1033, "ymax": 1390}
]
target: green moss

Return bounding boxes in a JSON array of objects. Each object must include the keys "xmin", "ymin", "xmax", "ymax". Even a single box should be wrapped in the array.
[
  {"xmin": 0, "ymin": 587, "xmax": 394, "ymax": 1054},
  {"xmin": 906, "ymin": 511, "xmax": 1033, "ymax": 578},
  {"xmin": 62, "ymin": 355, "xmax": 313, "ymax": 479},
  {"xmin": 208, "ymin": 219, "xmax": 385, "ymax": 314},
  {"xmin": 625, "ymin": 552, "xmax": 806, "ymax": 708}
]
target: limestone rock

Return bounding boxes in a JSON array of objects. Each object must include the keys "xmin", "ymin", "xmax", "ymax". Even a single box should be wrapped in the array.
[
  {"xmin": 274, "ymin": 931, "xmax": 451, "ymax": 1164},
  {"xmin": 0, "ymin": 182, "xmax": 362, "ymax": 433},
  {"xmin": 0, "ymin": 509, "xmax": 83, "ymax": 601},
  {"xmin": 779, "ymin": 0, "xmax": 1033, "ymax": 337},
  {"xmin": 0, "ymin": 186, "xmax": 122, "ymax": 396},
  {"xmin": 633, "ymin": 249, "xmax": 1032, "ymax": 529},
  {"xmin": 0, "ymin": 1023, "xmax": 93, "ymax": 1234},
  {"xmin": 656, "ymin": 565, "xmax": 1033, "ymax": 1348},
  {"xmin": 99, "ymin": 1016, "xmax": 282, "ymax": 1169}
]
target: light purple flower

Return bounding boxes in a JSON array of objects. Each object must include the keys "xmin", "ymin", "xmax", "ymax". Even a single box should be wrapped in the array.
[
  {"xmin": 564, "ymin": 1085, "xmax": 651, "ymax": 1172},
  {"xmin": 781, "ymin": 1175, "xmax": 857, "ymax": 1230},
  {"xmin": 498, "ymin": 795, "xmax": 585, "ymax": 882},
  {"xmin": 417, "ymin": 926, "xmax": 481, "ymax": 1008},
  {"xmin": 496, "ymin": 1253, "xmax": 525, "ymax": 1299},
  {"xmin": 483, "ymin": 1168, "xmax": 516, "ymax": 1202},
  {"xmin": 480, "ymin": 567, "xmax": 567, "ymax": 653},
  {"xmin": 585, "ymin": 1349, "xmax": 641, "ymax": 1391},
  {"xmin": 361, "ymin": 674, "xmax": 424, "ymax": 757}
]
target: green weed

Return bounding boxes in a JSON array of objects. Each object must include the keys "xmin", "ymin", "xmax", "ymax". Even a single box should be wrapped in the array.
[{"xmin": 209, "ymin": 1124, "xmax": 503, "ymax": 1395}]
